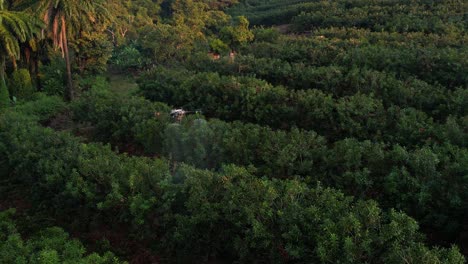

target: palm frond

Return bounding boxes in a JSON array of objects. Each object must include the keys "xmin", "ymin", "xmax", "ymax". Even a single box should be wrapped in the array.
[{"xmin": 0, "ymin": 9, "xmax": 43, "ymax": 60}]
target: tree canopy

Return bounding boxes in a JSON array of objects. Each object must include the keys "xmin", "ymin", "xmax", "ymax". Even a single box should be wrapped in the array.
[{"xmin": 0, "ymin": 0, "xmax": 466, "ymax": 262}]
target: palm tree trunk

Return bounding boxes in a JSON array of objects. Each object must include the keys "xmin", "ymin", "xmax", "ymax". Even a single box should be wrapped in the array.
[
  {"xmin": 62, "ymin": 26, "xmax": 74, "ymax": 101},
  {"xmin": 0, "ymin": 59, "xmax": 6, "ymax": 87},
  {"xmin": 30, "ymin": 54, "xmax": 40, "ymax": 90},
  {"xmin": 0, "ymin": 58, "xmax": 10, "ymax": 108}
]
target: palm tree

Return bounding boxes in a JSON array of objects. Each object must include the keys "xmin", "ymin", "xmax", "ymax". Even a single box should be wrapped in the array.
[
  {"xmin": 0, "ymin": 0, "xmax": 42, "ymax": 108},
  {"xmin": 31, "ymin": 0, "xmax": 108, "ymax": 101}
]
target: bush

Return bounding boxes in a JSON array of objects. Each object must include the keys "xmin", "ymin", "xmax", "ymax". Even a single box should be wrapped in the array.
[
  {"xmin": 14, "ymin": 93, "xmax": 66, "ymax": 121},
  {"xmin": 209, "ymin": 38, "xmax": 229, "ymax": 55},
  {"xmin": 40, "ymin": 55, "xmax": 66, "ymax": 97},
  {"xmin": 8, "ymin": 69, "xmax": 35, "ymax": 100},
  {"xmin": 0, "ymin": 113, "xmax": 463, "ymax": 263},
  {"xmin": 78, "ymin": 75, "xmax": 110, "ymax": 92},
  {"xmin": 137, "ymin": 68, "xmax": 389, "ymax": 140},
  {"xmin": 72, "ymin": 31, "xmax": 113, "ymax": 75},
  {"xmin": 71, "ymin": 88, "xmax": 171, "ymax": 153},
  {"xmin": 111, "ymin": 45, "xmax": 147, "ymax": 71},
  {"xmin": 187, "ymin": 54, "xmax": 458, "ymax": 119},
  {"xmin": 68, "ymin": 92, "xmax": 468, "ymax": 243},
  {"xmin": 253, "ymin": 27, "xmax": 280, "ymax": 43},
  {"xmin": 0, "ymin": 209, "xmax": 124, "ymax": 264},
  {"xmin": 0, "ymin": 81, "xmax": 9, "ymax": 109}
]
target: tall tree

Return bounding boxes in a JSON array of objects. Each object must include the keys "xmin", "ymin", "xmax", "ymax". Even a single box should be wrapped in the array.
[
  {"xmin": 0, "ymin": 0, "xmax": 42, "ymax": 108},
  {"xmin": 34, "ymin": 0, "xmax": 108, "ymax": 101}
]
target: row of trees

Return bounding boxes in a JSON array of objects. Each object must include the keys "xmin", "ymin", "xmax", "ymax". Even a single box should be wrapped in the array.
[
  {"xmin": 229, "ymin": 0, "xmax": 466, "ymax": 35},
  {"xmin": 0, "ymin": 97, "xmax": 465, "ymax": 263},
  {"xmin": 68, "ymin": 87, "xmax": 467, "ymax": 246},
  {"xmin": 188, "ymin": 54, "xmax": 465, "ymax": 119},
  {"xmin": 0, "ymin": 0, "xmax": 465, "ymax": 261},
  {"xmin": 131, "ymin": 0, "xmax": 466, "ymax": 256},
  {"xmin": 291, "ymin": 0, "xmax": 466, "ymax": 34},
  {"xmin": 137, "ymin": 67, "xmax": 466, "ymax": 146},
  {"xmin": 311, "ymin": 27, "xmax": 468, "ymax": 48},
  {"xmin": 234, "ymin": 33, "xmax": 467, "ymax": 90}
]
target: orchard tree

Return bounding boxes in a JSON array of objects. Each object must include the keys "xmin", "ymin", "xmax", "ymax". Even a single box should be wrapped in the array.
[
  {"xmin": 220, "ymin": 16, "xmax": 254, "ymax": 52},
  {"xmin": 105, "ymin": 0, "xmax": 161, "ymax": 46},
  {"xmin": 209, "ymin": 38, "xmax": 229, "ymax": 55},
  {"xmin": 71, "ymin": 31, "xmax": 113, "ymax": 75}
]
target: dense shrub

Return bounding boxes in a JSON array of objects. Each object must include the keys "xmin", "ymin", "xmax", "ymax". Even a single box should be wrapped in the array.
[
  {"xmin": 138, "ymin": 68, "xmax": 333, "ymax": 132},
  {"xmin": 40, "ymin": 55, "xmax": 66, "ymax": 97},
  {"xmin": 161, "ymin": 118, "xmax": 326, "ymax": 174},
  {"xmin": 188, "ymin": 54, "xmax": 459, "ymax": 119},
  {"xmin": 236, "ymin": 36, "xmax": 467, "ymax": 89},
  {"xmin": 8, "ymin": 69, "xmax": 35, "ymax": 100},
  {"xmin": 69, "ymin": 91, "xmax": 468, "ymax": 243},
  {"xmin": 0, "ymin": 209, "xmax": 124, "ymax": 264},
  {"xmin": 231, "ymin": 0, "xmax": 466, "ymax": 36},
  {"xmin": 77, "ymin": 75, "xmax": 111, "ymax": 94},
  {"xmin": 71, "ymin": 31, "xmax": 114, "ymax": 75},
  {"xmin": 1, "ymin": 0, "xmax": 466, "ymax": 261},
  {"xmin": 13, "ymin": 93, "xmax": 66, "ymax": 121},
  {"xmin": 209, "ymin": 38, "xmax": 230, "ymax": 55},
  {"xmin": 138, "ymin": 67, "xmax": 463, "ymax": 145},
  {"xmin": 0, "ymin": 81, "xmax": 9, "ymax": 109},
  {"xmin": 111, "ymin": 44, "xmax": 147, "ymax": 71},
  {"xmin": 252, "ymin": 27, "xmax": 281, "ymax": 43},
  {"xmin": 71, "ymin": 87, "xmax": 171, "ymax": 153},
  {"xmin": 0, "ymin": 111, "xmax": 464, "ymax": 263}
]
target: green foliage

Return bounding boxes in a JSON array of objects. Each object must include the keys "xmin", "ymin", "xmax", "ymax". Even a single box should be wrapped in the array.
[
  {"xmin": 71, "ymin": 87, "xmax": 171, "ymax": 153},
  {"xmin": 77, "ymin": 75, "xmax": 110, "ymax": 92},
  {"xmin": 72, "ymin": 32, "xmax": 114, "ymax": 75},
  {"xmin": 209, "ymin": 38, "xmax": 229, "ymax": 54},
  {"xmin": 111, "ymin": 44, "xmax": 147, "ymax": 71},
  {"xmin": 9, "ymin": 69, "xmax": 35, "ymax": 100},
  {"xmin": 69, "ymin": 90, "xmax": 468, "ymax": 244},
  {"xmin": 139, "ymin": 67, "xmax": 456, "ymax": 144},
  {"xmin": 220, "ymin": 16, "xmax": 254, "ymax": 50},
  {"xmin": 0, "ymin": 209, "xmax": 124, "ymax": 264},
  {"xmin": 230, "ymin": 0, "xmax": 466, "ymax": 36},
  {"xmin": 0, "ymin": 80, "xmax": 9, "ymax": 109},
  {"xmin": 252, "ymin": 27, "xmax": 280, "ymax": 43},
  {"xmin": 13, "ymin": 93, "xmax": 65, "ymax": 121},
  {"xmin": 290, "ymin": 0, "xmax": 466, "ymax": 34},
  {"xmin": 137, "ymin": 66, "xmax": 191, "ymax": 103},
  {"xmin": 138, "ymin": 23, "xmax": 193, "ymax": 64},
  {"xmin": 193, "ymin": 45, "xmax": 465, "ymax": 101},
  {"xmin": 0, "ymin": 8, "xmax": 43, "ymax": 61},
  {"xmin": 40, "ymin": 54, "xmax": 66, "ymax": 97},
  {"xmin": 0, "ymin": 112, "xmax": 464, "ymax": 263},
  {"xmin": 335, "ymin": 93, "xmax": 386, "ymax": 139},
  {"xmin": 1, "ymin": 0, "xmax": 466, "ymax": 260}
]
